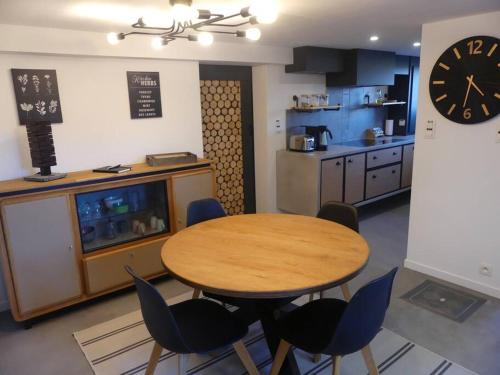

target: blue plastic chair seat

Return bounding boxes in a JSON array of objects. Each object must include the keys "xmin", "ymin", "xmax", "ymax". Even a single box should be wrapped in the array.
[{"xmin": 277, "ymin": 298, "xmax": 348, "ymax": 354}]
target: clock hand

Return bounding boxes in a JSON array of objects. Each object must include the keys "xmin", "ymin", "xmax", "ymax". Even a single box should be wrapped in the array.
[
  {"xmin": 463, "ymin": 75, "xmax": 473, "ymax": 108},
  {"xmin": 467, "ymin": 75, "xmax": 485, "ymax": 96}
]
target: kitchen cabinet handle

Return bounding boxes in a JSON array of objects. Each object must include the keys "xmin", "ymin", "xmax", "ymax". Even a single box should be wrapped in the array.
[
  {"xmin": 392, "ymin": 170, "xmax": 396, "ymax": 174},
  {"xmin": 372, "ymin": 175, "xmax": 377, "ymax": 179},
  {"xmin": 336, "ymin": 161, "xmax": 341, "ymax": 166},
  {"xmin": 68, "ymin": 245, "xmax": 73, "ymax": 252},
  {"xmin": 373, "ymin": 156, "xmax": 378, "ymax": 160},
  {"xmin": 392, "ymin": 152, "xmax": 397, "ymax": 156},
  {"xmin": 348, "ymin": 159, "xmax": 353, "ymax": 163}
]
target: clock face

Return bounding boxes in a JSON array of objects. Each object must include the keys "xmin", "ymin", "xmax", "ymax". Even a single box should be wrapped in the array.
[{"xmin": 429, "ymin": 35, "xmax": 499, "ymax": 124}]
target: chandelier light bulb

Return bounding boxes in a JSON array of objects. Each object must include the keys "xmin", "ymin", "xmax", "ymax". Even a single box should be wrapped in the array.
[
  {"xmin": 198, "ymin": 32, "xmax": 214, "ymax": 46},
  {"xmin": 107, "ymin": 32, "xmax": 121, "ymax": 45},
  {"xmin": 245, "ymin": 28, "xmax": 261, "ymax": 41},
  {"xmin": 249, "ymin": 1, "xmax": 278, "ymax": 24},
  {"xmin": 171, "ymin": 3, "xmax": 197, "ymax": 23},
  {"xmin": 151, "ymin": 37, "xmax": 165, "ymax": 50}
]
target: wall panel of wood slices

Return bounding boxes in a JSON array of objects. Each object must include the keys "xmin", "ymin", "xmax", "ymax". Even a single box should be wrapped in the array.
[{"xmin": 200, "ymin": 80, "xmax": 245, "ymax": 215}]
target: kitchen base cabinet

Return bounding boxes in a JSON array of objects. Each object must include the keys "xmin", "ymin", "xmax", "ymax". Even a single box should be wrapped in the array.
[
  {"xmin": 321, "ymin": 158, "xmax": 344, "ymax": 205},
  {"xmin": 1, "ymin": 196, "xmax": 81, "ymax": 315},
  {"xmin": 0, "ymin": 161, "xmax": 214, "ymax": 321},
  {"xmin": 402, "ymin": 144, "xmax": 415, "ymax": 188},
  {"xmin": 277, "ymin": 140, "xmax": 414, "ymax": 216},
  {"xmin": 345, "ymin": 154, "xmax": 366, "ymax": 204},
  {"xmin": 366, "ymin": 165, "xmax": 401, "ymax": 199}
]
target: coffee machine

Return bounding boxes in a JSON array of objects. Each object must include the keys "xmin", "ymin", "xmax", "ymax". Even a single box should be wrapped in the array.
[{"xmin": 305, "ymin": 126, "xmax": 333, "ymax": 151}]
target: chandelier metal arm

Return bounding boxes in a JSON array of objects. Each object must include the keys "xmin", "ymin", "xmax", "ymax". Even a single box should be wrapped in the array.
[{"xmin": 107, "ymin": 3, "xmax": 272, "ymax": 47}]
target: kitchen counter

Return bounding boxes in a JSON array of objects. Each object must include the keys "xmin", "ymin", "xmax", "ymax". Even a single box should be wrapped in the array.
[{"xmin": 284, "ymin": 135, "xmax": 415, "ymax": 160}]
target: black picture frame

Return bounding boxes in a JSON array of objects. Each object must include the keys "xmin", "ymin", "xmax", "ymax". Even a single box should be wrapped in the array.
[
  {"xmin": 127, "ymin": 71, "xmax": 162, "ymax": 119},
  {"xmin": 11, "ymin": 69, "xmax": 63, "ymax": 125}
]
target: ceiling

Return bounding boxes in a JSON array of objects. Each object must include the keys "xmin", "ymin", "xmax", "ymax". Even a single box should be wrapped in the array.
[{"xmin": 1, "ymin": 0, "xmax": 499, "ymax": 56}]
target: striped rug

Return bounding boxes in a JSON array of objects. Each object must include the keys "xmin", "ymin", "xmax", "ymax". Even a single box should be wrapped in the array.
[{"xmin": 74, "ymin": 292, "xmax": 476, "ymax": 375}]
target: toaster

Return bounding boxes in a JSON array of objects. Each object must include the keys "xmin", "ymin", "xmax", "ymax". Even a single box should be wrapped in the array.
[{"xmin": 289, "ymin": 135, "xmax": 315, "ymax": 152}]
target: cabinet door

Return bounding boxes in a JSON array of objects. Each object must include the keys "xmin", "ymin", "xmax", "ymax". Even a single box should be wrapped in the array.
[
  {"xmin": 2, "ymin": 196, "xmax": 81, "ymax": 314},
  {"xmin": 345, "ymin": 154, "xmax": 366, "ymax": 204},
  {"xmin": 321, "ymin": 158, "xmax": 344, "ymax": 206},
  {"xmin": 402, "ymin": 144, "xmax": 415, "ymax": 188},
  {"xmin": 171, "ymin": 170, "xmax": 215, "ymax": 230},
  {"xmin": 366, "ymin": 165, "xmax": 402, "ymax": 199}
]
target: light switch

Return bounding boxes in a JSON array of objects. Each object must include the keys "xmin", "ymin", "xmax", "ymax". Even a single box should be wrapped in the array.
[
  {"xmin": 275, "ymin": 119, "xmax": 281, "ymax": 129},
  {"xmin": 424, "ymin": 120, "xmax": 436, "ymax": 139}
]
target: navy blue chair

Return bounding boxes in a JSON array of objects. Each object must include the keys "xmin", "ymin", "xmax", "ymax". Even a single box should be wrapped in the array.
[
  {"xmin": 125, "ymin": 266, "xmax": 259, "ymax": 375},
  {"xmin": 269, "ymin": 268, "xmax": 398, "ymax": 375},
  {"xmin": 186, "ymin": 198, "xmax": 226, "ymax": 227},
  {"xmin": 186, "ymin": 198, "xmax": 228, "ymax": 301}
]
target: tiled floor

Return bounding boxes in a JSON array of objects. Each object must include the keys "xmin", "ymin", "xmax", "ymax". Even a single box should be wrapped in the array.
[{"xmin": 0, "ymin": 193, "xmax": 499, "ymax": 375}]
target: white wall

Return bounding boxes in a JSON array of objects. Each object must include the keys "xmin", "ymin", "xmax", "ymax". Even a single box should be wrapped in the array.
[
  {"xmin": 406, "ymin": 11, "xmax": 500, "ymax": 298},
  {"xmin": 0, "ymin": 54, "xmax": 204, "ymax": 179},
  {"xmin": 252, "ymin": 65, "xmax": 325, "ymax": 212}
]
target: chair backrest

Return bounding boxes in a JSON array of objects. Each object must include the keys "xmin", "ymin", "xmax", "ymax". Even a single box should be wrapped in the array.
[
  {"xmin": 125, "ymin": 266, "xmax": 189, "ymax": 353},
  {"xmin": 317, "ymin": 201, "xmax": 359, "ymax": 232},
  {"xmin": 186, "ymin": 198, "xmax": 226, "ymax": 227},
  {"xmin": 326, "ymin": 268, "xmax": 398, "ymax": 356}
]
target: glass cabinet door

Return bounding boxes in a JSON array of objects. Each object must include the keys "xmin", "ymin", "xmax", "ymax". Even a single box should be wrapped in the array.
[{"xmin": 75, "ymin": 180, "xmax": 169, "ymax": 253}]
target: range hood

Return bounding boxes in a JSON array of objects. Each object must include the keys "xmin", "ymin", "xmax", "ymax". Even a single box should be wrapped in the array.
[
  {"xmin": 286, "ymin": 46, "xmax": 396, "ymax": 87},
  {"xmin": 285, "ymin": 46, "xmax": 344, "ymax": 74}
]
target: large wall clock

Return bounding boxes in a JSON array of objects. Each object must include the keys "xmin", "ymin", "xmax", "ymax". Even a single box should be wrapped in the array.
[{"xmin": 429, "ymin": 35, "xmax": 499, "ymax": 124}]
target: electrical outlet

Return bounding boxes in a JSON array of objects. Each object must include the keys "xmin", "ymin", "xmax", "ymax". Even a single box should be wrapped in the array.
[
  {"xmin": 424, "ymin": 120, "xmax": 436, "ymax": 139},
  {"xmin": 479, "ymin": 263, "xmax": 493, "ymax": 277}
]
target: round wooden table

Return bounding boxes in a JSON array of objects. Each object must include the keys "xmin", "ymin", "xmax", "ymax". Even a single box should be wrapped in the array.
[{"xmin": 162, "ymin": 213, "xmax": 371, "ymax": 375}]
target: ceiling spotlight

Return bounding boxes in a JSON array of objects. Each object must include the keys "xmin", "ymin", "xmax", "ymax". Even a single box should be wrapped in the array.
[
  {"xmin": 198, "ymin": 32, "xmax": 214, "ymax": 46},
  {"xmin": 245, "ymin": 28, "xmax": 261, "ymax": 41},
  {"xmin": 107, "ymin": 32, "xmax": 124, "ymax": 45},
  {"xmin": 370, "ymin": 35, "xmax": 379, "ymax": 42},
  {"xmin": 249, "ymin": 1, "xmax": 278, "ymax": 24},
  {"xmin": 413, "ymin": 41, "xmax": 421, "ymax": 47},
  {"xmin": 170, "ymin": 0, "xmax": 197, "ymax": 23},
  {"xmin": 151, "ymin": 37, "xmax": 167, "ymax": 50}
]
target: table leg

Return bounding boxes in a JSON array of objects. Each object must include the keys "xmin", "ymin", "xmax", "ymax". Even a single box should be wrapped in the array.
[
  {"xmin": 340, "ymin": 283, "xmax": 379, "ymax": 375},
  {"xmin": 257, "ymin": 305, "xmax": 300, "ymax": 375}
]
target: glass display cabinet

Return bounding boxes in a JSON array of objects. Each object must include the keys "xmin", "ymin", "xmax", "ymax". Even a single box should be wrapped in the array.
[{"xmin": 75, "ymin": 181, "xmax": 170, "ymax": 253}]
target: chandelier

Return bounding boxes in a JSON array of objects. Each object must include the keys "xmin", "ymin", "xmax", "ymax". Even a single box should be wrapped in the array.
[{"xmin": 106, "ymin": 0, "xmax": 279, "ymax": 49}]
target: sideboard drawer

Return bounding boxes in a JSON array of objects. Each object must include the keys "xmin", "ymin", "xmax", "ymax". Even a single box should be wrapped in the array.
[
  {"xmin": 366, "ymin": 165, "xmax": 401, "ymax": 199},
  {"xmin": 84, "ymin": 239, "xmax": 166, "ymax": 294},
  {"xmin": 367, "ymin": 146, "xmax": 402, "ymax": 169}
]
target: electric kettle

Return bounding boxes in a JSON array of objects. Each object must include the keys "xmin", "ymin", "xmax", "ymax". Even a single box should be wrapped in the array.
[{"xmin": 318, "ymin": 126, "xmax": 333, "ymax": 151}]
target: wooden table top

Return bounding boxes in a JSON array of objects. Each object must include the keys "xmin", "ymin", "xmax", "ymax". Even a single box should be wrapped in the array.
[{"xmin": 161, "ymin": 213, "xmax": 370, "ymax": 299}]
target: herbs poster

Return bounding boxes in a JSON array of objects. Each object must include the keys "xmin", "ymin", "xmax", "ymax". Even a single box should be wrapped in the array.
[
  {"xmin": 11, "ymin": 69, "xmax": 63, "ymax": 125},
  {"xmin": 127, "ymin": 71, "xmax": 162, "ymax": 119}
]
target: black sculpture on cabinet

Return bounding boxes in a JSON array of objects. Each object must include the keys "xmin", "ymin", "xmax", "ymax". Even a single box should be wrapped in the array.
[{"xmin": 24, "ymin": 121, "xmax": 66, "ymax": 182}]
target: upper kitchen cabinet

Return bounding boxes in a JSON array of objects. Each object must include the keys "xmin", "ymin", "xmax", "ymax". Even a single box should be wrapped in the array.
[
  {"xmin": 326, "ymin": 49, "xmax": 396, "ymax": 87},
  {"xmin": 285, "ymin": 46, "xmax": 344, "ymax": 74}
]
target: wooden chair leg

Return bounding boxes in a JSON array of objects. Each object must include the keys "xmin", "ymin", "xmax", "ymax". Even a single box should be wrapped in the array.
[
  {"xmin": 341, "ymin": 284, "xmax": 379, "ymax": 375},
  {"xmin": 192, "ymin": 289, "xmax": 201, "ymax": 299},
  {"xmin": 332, "ymin": 355, "xmax": 341, "ymax": 375},
  {"xmin": 145, "ymin": 342, "xmax": 163, "ymax": 375},
  {"xmin": 309, "ymin": 293, "xmax": 315, "ymax": 302},
  {"xmin": 233, "ymin": 340, "xmax": 259, "ymax": 375},
  {"xmin": 319, "ymin": 290, "xmax": 325, "ymax": 298},
  {"xmin": 361, "ymin": 346, "xmax": 379, "ymax": 375},
  {"xmin": 269, "ymin": 340, "xmax": 291, "ymax": 375},
  {"xmin": 177, "ymin": 353, "xmax": 187, "ymax": 375}
]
